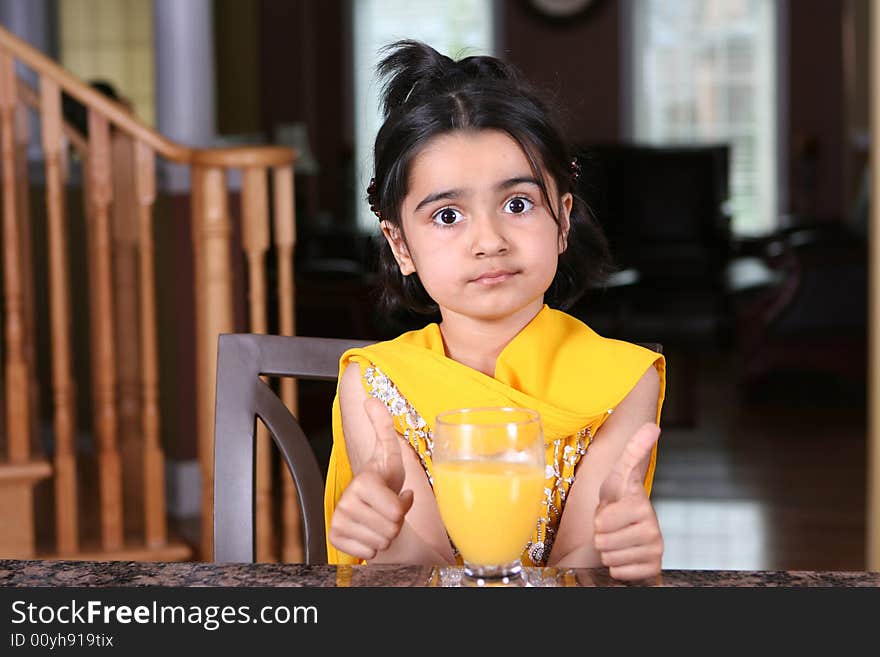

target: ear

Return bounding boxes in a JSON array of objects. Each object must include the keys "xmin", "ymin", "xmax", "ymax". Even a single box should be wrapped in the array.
[
  {"xmin": 380, "ymin": 220, "xmax": 416, "ymax": 276},
  {"xmin": 558, "ymin": 193, "xmax": 573, "ymax": 254}
]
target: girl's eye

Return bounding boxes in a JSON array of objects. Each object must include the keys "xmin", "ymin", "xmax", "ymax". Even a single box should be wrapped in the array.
[
  {"xmin": 504, "ymin": 196, "xmax": 534, "ymax": 214},
  {"xmin": 432, "ymin": 207, "xmax": 463, "ymax": 226}
]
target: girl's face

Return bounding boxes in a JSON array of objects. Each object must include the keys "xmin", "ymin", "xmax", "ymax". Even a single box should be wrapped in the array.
[{"xmin": 382, "ymin": 129, "xmax": 571, "ymax": 324}]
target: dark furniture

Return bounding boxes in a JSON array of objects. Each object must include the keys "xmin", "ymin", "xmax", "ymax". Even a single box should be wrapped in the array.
[
  {"xmin": 735, "ymin": 222, "xmax": 867, "ymax": 393},
  {"xmin": 572, "ymin": 142, "xmax": 732, "ymax": 346},
  {"xmin": 212, "ymin": 333, "xmax": 371, "ymax": 564},
  {"xmin": 294, "ymin": 226, "xmax": 382, "ymax": 340}
]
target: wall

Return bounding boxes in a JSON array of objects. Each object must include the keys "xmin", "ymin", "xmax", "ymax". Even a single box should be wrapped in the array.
[
  {"xmin": 787, "ymin": 0, "xmax": 845, "ymax": 221},
  {"xmin": 255, "ymin": 0, "xmax": 348, "ymax": 226},
  {"xmin": 214, "ymin": 0, "xmax": 261, "ymax": 135},
  {"xmin": 502, "ymin": 0, "xmax": 622, "ymax": 145}
]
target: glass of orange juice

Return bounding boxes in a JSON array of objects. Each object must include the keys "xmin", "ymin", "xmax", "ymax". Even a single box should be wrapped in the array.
[{"xmin": 432, "ymin": 407, "xmax": 545, "ymax": 585}]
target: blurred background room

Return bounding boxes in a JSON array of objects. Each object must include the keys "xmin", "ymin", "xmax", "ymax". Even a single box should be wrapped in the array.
[{"xmin": 0, "ymin": 0, "xmax": 874, "ymax": 571}]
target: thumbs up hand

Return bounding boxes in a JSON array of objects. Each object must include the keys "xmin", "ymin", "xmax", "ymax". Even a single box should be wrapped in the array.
[
  {"xmin": 364, "ymin": 397, "xmax": 407, "ymax": 494},
  {"xmin": 328, "ymin": 398, "xmax": 414, "ymax": 561},
  {"xmin": 593, "ymin": 422, "xmax": 664, "ymax": 581}
]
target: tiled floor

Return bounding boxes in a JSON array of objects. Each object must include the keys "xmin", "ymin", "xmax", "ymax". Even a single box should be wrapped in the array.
[{"xmin": 655, "ymin": 499, "xmax": 772, "ymax": 570}]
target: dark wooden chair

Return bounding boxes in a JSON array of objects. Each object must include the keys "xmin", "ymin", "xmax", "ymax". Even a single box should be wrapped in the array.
[
  {"xmin": 213, "ymin": 333, "xmax": 372, "ymax": 563},
  {"xmin": 736, "ymin": 224, "xmax": 867, "ymax": 392},
  {"xmin": 212, "ymin": 333, "xmax": 662, "ymax": 564}
]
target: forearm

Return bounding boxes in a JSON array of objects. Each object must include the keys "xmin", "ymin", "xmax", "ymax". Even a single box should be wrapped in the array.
[
  {"xmin": 547, "ymin": 544, "xmax": 602, "ymax": 569},
  {"xmin": 368, "ymin": 521, "xmax": 454, "ymax": 566},
  {"xmin": 546, "ymin": 497, "xmax": 603, "ymax": 568}
]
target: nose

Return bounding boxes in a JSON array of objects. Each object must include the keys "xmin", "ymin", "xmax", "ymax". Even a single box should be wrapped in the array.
[{"xmin": 469, "ymin": 213, "xmax": 509, "ymax": 257}]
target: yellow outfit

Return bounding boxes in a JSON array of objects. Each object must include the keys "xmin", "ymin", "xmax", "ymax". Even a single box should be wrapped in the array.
[{"xmin": 324, "ymin": 305, "xmax": 665, "ymax": 565}]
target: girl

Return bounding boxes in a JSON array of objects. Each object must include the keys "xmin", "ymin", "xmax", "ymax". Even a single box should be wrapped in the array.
[{"xmin": 324, "ymin": 40, "xmax": 665, "ymax": 581}]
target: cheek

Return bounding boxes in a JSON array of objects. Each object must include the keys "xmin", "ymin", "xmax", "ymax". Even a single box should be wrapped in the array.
[
  {"xmin": 406, "ymin": 232, "xmax": 446, "ymax": 268},
  {"xmin": 414, "ymin": 256, "xmax": 449, "ymax": 289},
  {"xmin": 534, "ymin": 223, "xmax": 564, "ymax": 258},
  {"xmin": 409, "ymin": 240, "xmax": 458, "ymax": 290},
  {"xmin": 532, "ymin": 229, "xmax": 564, "ymax": 283}
]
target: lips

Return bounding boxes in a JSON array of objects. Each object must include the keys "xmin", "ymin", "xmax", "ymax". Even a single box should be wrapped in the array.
[{"xmin": 469, "ymin": 269, "xmax": 518, "ymax": 284}]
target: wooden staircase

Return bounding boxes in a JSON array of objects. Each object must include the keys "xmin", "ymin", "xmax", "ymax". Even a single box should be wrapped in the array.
[{"xmin": 0, "ymin": 26, "xmax": 305, "ymax": 563}]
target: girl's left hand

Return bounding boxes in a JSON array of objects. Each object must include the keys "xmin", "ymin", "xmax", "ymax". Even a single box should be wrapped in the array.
[{"xmin": 594, "ymin": 423, "xmax": 664, "ymax": 581}]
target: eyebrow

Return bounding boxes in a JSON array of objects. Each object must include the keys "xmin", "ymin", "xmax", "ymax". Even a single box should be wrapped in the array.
[{"xmin": 413, "ymin": 176, "xmax": 541, "ymax": 213}]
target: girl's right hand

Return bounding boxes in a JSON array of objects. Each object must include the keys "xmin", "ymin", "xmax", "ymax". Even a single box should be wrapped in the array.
[{"xmin": 328, "ymin": 398, "xmax": 415, "ymax": 560}]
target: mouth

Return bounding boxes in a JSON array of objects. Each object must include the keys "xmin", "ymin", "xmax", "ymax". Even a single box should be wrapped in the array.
[{"xmin": 469, "ymin": 269, "xmax": 519, "ymax": 285}]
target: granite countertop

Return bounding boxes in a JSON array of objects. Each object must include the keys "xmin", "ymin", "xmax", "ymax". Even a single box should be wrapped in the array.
[{"xmin": 2, "ymin": 560, "xmax": 879, "ymax": 587}]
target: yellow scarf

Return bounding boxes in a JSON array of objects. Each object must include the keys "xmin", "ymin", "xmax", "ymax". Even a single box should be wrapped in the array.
[{"xmin": 324, "ymin": 305, "xmax": 665, "ymax": 565}]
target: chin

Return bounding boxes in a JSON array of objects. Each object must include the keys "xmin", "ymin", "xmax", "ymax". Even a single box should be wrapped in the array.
[{"xmin": 447, "ymin": 296, "xmax": 545, "ymax": 323}]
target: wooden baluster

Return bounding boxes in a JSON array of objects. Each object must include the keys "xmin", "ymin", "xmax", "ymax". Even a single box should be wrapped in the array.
[
  {"xmin": 195, "ymin": 166, "xmax": 234, "ymax": 562},
  {"xmin": 134, "ymin": 141, "xmax": 167, "ymax": 548},
  {"xmin": 58, "ymin": 133, "xmax": 69, "ymax": 182},
  {"xmin": 0, "ymin": 51, "xmax": 51, "ymax": 559},
  {"xmin": 110, "ymin": 131, "xmax": 144, "ymax": 540},
  {"xmin": 0, "ymin": 50, "xmax": 30, "ymax": 462},
  {"xmin": 190, "ymin": 166, "xmax": 206, "ymax": 559},
  {"xmin": 190, "ymin": 167, "xmax": 204, "ymax": 560},
  {"xmin": 87, "ymin": 109, "xmax": 123, "ymax": 551},
  {"xmin": 241, "ymin": 166, "xmax": 274, "ymax": 561},
  {"xmin": 40, "ymin": 77, "xmax": 79, "ymax": 554},
  {"xmin": 274, "ymin": 164, "xmax": 303, "ymax": 563},
  {"xmin": 0, "ymin": 351, "xmax": 4, "ymax": 447},
  {"xmin": 14, "ymin": 101, "xmax": 40, "ymax": 457}
]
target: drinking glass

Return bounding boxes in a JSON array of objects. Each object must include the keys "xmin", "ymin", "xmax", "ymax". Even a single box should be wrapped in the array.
[{"xmin": 432, "ymin": 407, "xmax": 545, "ymax": 585}]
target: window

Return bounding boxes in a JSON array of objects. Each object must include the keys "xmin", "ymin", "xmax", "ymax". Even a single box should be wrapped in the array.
[
  {"xmin": 625, "ymin": 0, "xmax": 781, "ymax": 236},
  {"xmin": 352, "ymin": 0, "xmax": 496, "ymax": 230}
]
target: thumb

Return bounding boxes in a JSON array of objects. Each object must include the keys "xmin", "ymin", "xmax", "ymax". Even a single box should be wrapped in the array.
[
  {"xmin": 398, "ymin": 489, "xmax": 414, "ymax": 514},
  {"xmin": 364, "ymin": 397, "xmax": 406, "ymax": 493},
  {"xmin": 598, "ymin": 422, "xmax": 660, "ymax": 504}
]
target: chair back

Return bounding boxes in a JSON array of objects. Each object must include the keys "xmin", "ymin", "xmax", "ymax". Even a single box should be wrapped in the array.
[{"xmin": 213, "ymin": 333, "xmax": 372, "ymax": 563}]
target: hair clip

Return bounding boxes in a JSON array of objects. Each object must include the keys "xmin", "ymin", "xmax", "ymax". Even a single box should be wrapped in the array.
[
  {"xmin": 403, "ymin": 81, "xmax": 419, "ymax": 104},
  {"xmin": 367, "ymin": 177, "xmax": 382, "ymax": 220},
  {"xmin": 570, "ymin": 157, "xmax": 582, "ymax": 181}
]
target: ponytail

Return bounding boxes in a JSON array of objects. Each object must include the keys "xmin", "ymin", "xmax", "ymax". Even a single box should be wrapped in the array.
[{"xmin": 377, "ymin": 40, "xmax": 518, "ymax": 117}]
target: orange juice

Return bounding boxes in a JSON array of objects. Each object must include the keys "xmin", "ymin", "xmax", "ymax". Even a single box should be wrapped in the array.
[{"xmin": 433, "ymin": 460, "xmax": 544, "ymax": 566}]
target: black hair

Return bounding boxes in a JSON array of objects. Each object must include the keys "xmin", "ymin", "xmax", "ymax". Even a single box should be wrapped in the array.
[
  {"xmin": 370, "ymin": 40, "xmax": 611, "ymax": 319},
  {"xmin": 61, "ymin": 79, "xmax": 121, "ymax": 137}
]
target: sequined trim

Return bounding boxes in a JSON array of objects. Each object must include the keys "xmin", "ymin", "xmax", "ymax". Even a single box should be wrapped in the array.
[
  {"xmin": 363, "ymin": 365, "xmax": 434, "ymax": 485},
  {"xmin": 524, "ymin": 426, "xmax": 592, "ymax": 566}
]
